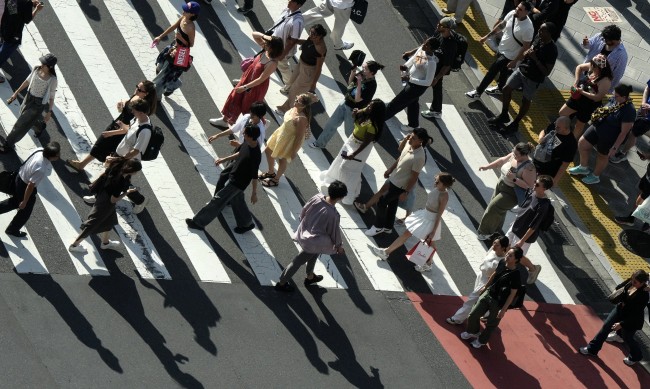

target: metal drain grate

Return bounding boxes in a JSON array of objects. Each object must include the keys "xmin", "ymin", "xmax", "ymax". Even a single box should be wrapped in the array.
[
  {"xmin": 465, "ymin": 112, "xmax": 512, "ymax": 157},
  {"xmin": 545, "ymin": 221, "xmax": 573, "ymax": 246}
]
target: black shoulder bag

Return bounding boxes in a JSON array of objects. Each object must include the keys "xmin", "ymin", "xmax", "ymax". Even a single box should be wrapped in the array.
[{"xmin": 0, "ymin": 150, "xmax": 43, "ymax": 195}]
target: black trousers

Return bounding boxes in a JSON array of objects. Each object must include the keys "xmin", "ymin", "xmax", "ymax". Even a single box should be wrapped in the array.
[
  {"xmin": 476, "ymin": 53, "xmax": 512, "ymax": 94},
  {"xmin": 0, "ymin": 176, "xmax": 37, "ymax": 232},
  {"xmin": 385, "ymin": 82, "xmax": 429, "ymax": 128},
  {"xmin": 375, "ymin": 182, "xmax": 406, "ymax": 229}
]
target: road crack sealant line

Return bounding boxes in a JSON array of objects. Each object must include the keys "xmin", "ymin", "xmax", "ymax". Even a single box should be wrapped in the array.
[{"xmin": 425, "ymin": 0, "xmax": 650, "ymax": 282}]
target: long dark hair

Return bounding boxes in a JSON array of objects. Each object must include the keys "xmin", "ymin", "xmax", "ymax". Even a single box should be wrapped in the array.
[{"xmin": 355, "ymin": 99, "xmax": 386, "ymax": 141}]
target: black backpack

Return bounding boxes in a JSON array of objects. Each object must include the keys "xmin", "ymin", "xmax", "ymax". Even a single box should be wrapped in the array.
[
  {"xmin": 136, "ymin": 124, "xmax": 164, "ymax": 161},
  {"xmin": 451, "ymin": 31, "xmax": 468, "ymax": 72}
]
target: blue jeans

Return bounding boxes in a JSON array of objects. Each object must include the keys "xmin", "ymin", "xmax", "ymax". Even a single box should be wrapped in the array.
[
  {"xmin": 0, "ymin": 41, "xmax": 20, "ymax": 68},
  {"xmin": 192, "ymin": 180, "xmax": 253, "ymax": 229},
  {"xmin": 587, "ymin": 304, "xmax": 643, "ymax": 361},
  {"xmin": 313, "ymin": 100, "xmax": 354, "ymax": 148}
]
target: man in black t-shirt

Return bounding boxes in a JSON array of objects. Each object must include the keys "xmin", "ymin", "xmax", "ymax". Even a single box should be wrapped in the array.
[
  {"xmin": 533, "ymin": 117, "xmax": 577, "ymax": 185},
  {"xmin": 421, "ymin": 17, "xmax": 457, "ymax": 119},
  {"xmin": 186, "ymin": 124, "xmax": 261, "ymax": 234},
  {"xmin": 461, "ymin": 247, "xmax": 523, "ymax": 348},
  {"xmin": 489, "ymin": 22, "xmax": 558, "ymax": 134},
  {"xmin": 0, "ymin": 0, "xmax": 44, "ymax": 82}
]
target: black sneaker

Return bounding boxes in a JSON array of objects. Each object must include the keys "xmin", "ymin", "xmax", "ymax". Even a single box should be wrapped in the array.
[
  {"xmin": 304, "ymin": 274, "xmax": 324, "ymax": 286},
  {"xmin": 185, "ymin": 218, "xmax": 204, "ymax": 230},
  {"xmin": 499, "ymin": 121, "xmax": 519, "ymax": 134},
  {"xmin": 614, "ymin": 215, "xmax": 635, "ymax": 226},
  {"xmin": 234, "ymin": 224, "xmax": 255, "ymax": 234},
  {"xmin": 487, "ymin": 114, "xmax": 509, "ymax": 125},
  {"xmin": 5, "ymin": 229, "xmax": 27, "ymax": 238},
  {"xmin": 642, "ymin": 223, "xmax": 649, "ymax": 233},
  {"xmin": 274, "ymin": 282, "xmax": 295, "ymax": 292}
]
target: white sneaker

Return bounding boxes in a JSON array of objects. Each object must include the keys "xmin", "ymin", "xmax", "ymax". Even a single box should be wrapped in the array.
[
  {"xmin": 485, "ymin": 86, "xmax": 502, "ymax": 95},
  {"xmin": 526, "ymin": 264, "xmax": 542, "ymax": 284},
  {"xmin": 477, "ymin": 233, "xmax": 492, "ymax": 241},
  {"xmin": 465, "ymin": 90, "xmax": 480, "ymax": 99},
  {"xmin": 231, "ymin": 78, "xmax": 240, "ymax": 86},
  {"xmin": 471, "ymin": 338, "xmax": 484, "ymax": 349},
  {"xmin": 421, "ymin": 110, "xmax": 442, "ymax": 119},
  {"xmin": 68, "ymin": 244, "xmax": 88, "ymax": 254},
  {"xmin": 279, "ymin": 85, "xmax": 290, "ymax": 95},
  {"xmin": 335, "ymin": 41, "xmax": 354, "ymax": 50},
  {"xmin": 365, "ymin": 226, "xmax": 387, "ymax": 237},
  {"xmin": 308, "ymin": 141, "xmax": 325, "ymax": 149},
  {"xmin": 132, "ymin": 197, "xmax": 149, "ymax": 214},
  {"xmin": 82, "ymin": 195, "xmax": 96, "ymax": 204},
  {"xmin": 100, "ymin": 240, "xmax": 121, "ymax": 251},
  {"xmin": 446, "ymin": 317, "xmax": 463, "ymax": 325},
  {"xmin": 209, "ymin": 117, "xmax": 228, "ymax": 127},
  {"xmin": 460, "ymin": 331, "xmax": 478, "ymax": 340},
  {"xmin": 370, "ymin": 245, "xmax": 388, "ymax": 260},
  {"xmin": 606, "ymin": 331, "xmax": 624, "ymax": 343},
  {"xmin": 415, "ymin": 263, "xmax": 432, "ymax": 272}
]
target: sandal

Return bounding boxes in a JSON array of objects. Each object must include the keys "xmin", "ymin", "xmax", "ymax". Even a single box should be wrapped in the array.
[
  {"xmin": 354, "ymin": 202, "xmax": 367, "ymax": 214},
  {"xmin": 258, "ymin": 172, "xmax": 276, "ymax": 180},
  {"xmin": 261, "ymin": 178, "xmax": 279, "ymax": 187}
]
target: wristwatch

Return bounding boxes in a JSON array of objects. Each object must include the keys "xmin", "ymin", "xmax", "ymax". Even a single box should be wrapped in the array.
[{"xmin": 513, "ymin": 177, "xmax": 518, "ymax": 183}]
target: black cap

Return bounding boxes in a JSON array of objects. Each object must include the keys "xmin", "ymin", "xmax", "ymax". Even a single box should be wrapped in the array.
[{"xmin": 39, "ymin": 53, "xmax": 57, "ymax": 68}]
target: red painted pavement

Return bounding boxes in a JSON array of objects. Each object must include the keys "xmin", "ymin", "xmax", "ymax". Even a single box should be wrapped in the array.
[{"xmin": 407, "ymin": 293, "xmax": 650, "ymax": 389}]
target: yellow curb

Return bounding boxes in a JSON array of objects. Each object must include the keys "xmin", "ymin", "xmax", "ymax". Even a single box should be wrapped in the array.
[{"xmin": 433, "ymin": 0, "xmax": 650, "ymax": 276}]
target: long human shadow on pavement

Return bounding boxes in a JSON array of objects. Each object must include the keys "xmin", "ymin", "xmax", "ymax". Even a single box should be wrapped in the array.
[
  {"xmin": 89, "ymin": 264, "xmax": 203, "ymax": 388},
  {"xmin": 308, "ymin": 287, "xmax": 384, "ymax": 388},
  {"xmin": 135, "ymin": 210, "xmax": 220, "ymax": 356},
  {"xmin": 18, "ymin": 274, "xmax": 122, "ymax": 373}
]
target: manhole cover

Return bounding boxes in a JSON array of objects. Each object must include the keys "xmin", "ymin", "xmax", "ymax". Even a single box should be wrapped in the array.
[
  {"xmin": 465, "ymin": 112, "xmax": 512, "ymax": 157},
  {"xmin": 619, "ymin": 230, "xmax": 650, "ymax": 258}
]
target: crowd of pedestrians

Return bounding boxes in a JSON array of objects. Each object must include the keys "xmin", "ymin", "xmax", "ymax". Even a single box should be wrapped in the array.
[{"xmin": 0, "ymin": 0, "xmax": 647, "ymax": 366}]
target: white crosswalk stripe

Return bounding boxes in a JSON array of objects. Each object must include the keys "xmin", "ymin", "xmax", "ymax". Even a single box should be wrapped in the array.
[{"xmin": 0, "ymin": 0, "xmax": 578, "ymax": 304}]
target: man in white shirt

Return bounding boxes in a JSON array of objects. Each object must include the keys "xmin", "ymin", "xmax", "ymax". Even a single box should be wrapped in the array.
[
  {"xmin": 271, "ymin": 0, "xmax": 306, "ymax": 92},
  {"xmin": 0, "ymin": 141, "xmax": 59, "ymax": 237},
  {"xmin": 83, "ymin": 99, "xmax": 150, "ymax": 213},
  {"xmin": 465, "ymin": 1, "xmax": 533, "ymax": 99},
  {"xmin": 303, "ymin": 0, "xmax": 355, "ymax": 50},
  {"xmin": 208, "ymin": 101, "xmax": 267, "ymax": 147}
]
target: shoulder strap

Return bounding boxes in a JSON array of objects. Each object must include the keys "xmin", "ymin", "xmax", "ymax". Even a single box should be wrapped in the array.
[
  {"xmin": 20, "ymin": 149, "xmax": 43, "ymax": 167},
  {"xmin": 511, "ymin": 14, "xmax": 524, "ymax": 47},
  {"xmin": 515, "ymin": 159, "xmax": 532, "ymax": 172},
  {"xmin": 136, "ymin": 123, "xmax": 153, "ymax": 137},
  {"xmin": 269, "ymin": 10, "xmax": 301, "ymax": 31}
]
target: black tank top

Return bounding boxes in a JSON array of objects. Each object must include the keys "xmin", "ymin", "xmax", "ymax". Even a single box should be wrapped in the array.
[
  {"xmin": 176, "ymin": 26, "xmax": 190, "ymax": 47},
  {"xmin": 299, "ymin": 38, "xmax": 321, "ymax": 66}
]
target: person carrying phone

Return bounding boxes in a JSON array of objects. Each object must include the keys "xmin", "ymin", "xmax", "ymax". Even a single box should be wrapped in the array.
[{"xmin": 68, "ymin": 158, "xmax": 143, "ymax": 254}]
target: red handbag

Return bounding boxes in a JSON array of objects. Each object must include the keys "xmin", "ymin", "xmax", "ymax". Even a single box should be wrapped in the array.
[{"xmin": 173, "ymin": 46, "xmax": 191, "ymax": 68}]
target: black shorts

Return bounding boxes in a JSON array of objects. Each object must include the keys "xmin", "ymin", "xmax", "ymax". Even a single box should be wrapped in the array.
[
  {"xmin": 565, "ymin": 97, "xmax": 601, "ymax": 123},
  {"xmin": 583, "ymin": 125, "xmax": 619, "ymax": 155},
  {"xmin": 631, "ymin": 117, "xmax": 650, "ymax": 137}
]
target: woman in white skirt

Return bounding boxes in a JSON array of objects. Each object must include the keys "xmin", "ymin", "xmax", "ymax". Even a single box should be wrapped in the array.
[
  {"xmin": 320, "ymin": 99, "xmax": 386, "ymax": 205},
  {"xmin": 446, "ymin": 235, "xmax": 509, "ymax": 325},
  {"xmin": 370, "ymin": 172, "xmax": 455, "ymax": 272}
]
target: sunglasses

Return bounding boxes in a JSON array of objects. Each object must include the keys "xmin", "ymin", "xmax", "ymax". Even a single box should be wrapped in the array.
[{"xmin": 136, "ymin": 85, "xmax": 147, "ymax": 93}]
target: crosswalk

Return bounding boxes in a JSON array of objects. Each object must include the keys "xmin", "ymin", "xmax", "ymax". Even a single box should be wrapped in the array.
[{"xmin": 0, "ymin": 0, "xmax": 577, "ymax": 304}]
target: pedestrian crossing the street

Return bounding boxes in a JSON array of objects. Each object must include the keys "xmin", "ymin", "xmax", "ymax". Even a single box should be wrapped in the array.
[{"xmin": 0, "ymin": 0, "xmax": 577, "ymax": 305}]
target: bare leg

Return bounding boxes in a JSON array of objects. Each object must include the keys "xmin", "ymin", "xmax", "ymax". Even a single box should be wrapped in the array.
[
  {"xmin": 274, "ymin": 159, "xmax": 289, "ymax": 181},
  {"xmin": 264, "ymin": 147, "xmax": 276, "ymax": 174},
  {"xmin": 79, "ymin": 154, "xmax": 95, "ymax": 169},
  {"xmin": 100, "ymin": 231, "xmax": 110, "ymax": 245},
  {"xmin": 365, "ymin": 182, "xmax": 389, "ymax": 208},
  {"xmin": 520, "ymin": 255, "xmax": 535, "ymax": 272},
  {"xmin": 573, "ymin": 120, "xmax": 586, "ymax": 140},
  {"xmin": 592, "ymin": 152, "xmax": 609, "ymax": 176},
  {"xmin": 385, "ymin": 231, "xmax": 412, "ymax": 255},
  {"xmin": 558, "ymin": 104, "xmax": 575, "ymax": 117},
  {"xmin": 577, "ymin": 137, "xmax": 592, "ymax": 167}
]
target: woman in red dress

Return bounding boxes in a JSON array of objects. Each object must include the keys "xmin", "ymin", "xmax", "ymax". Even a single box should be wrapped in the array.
[{"xmin": 210, "ymin": 32, "xmax": 284, "ymax": 127}]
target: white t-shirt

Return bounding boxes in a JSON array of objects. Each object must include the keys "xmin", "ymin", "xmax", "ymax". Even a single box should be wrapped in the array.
[
  {"xmin": 272, "ymin": 8, "xmax": 304, "ymax": 58},
  {"xmin": 231, "ymin": 114, "xmax": 267, "ymax": 144},
  {"xmin": 116, "ymin": 119, "xmax": 152, "ymax": 160},
  {"xmin": 330, "ymin": 0, "xmax": 354, "ymax": 9},
  {"xmin": 19, "ymin": 148, "xmax": 52, "ymax": 187},
  {"xmin": 474, "ymin": 249, "xmax": 504, "ymax": 291},
  {"xmin": 498, "ymin": 11, "xmax": 534, "ymax": 60}
]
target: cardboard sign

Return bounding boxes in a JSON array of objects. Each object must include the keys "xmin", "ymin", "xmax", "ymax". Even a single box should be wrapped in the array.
[{"xmin": 584, "ymin": 7, "xmax": 621, "ymax": 23}]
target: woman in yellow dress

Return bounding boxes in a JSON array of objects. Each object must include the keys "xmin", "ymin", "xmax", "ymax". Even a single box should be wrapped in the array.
[{"xmin": 259, "ymin": 93, "xmax": 318, "ymax": 187}]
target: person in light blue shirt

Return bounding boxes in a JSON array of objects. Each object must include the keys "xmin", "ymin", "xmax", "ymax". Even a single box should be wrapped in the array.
[{"xmin": 583, "ymin": 24, "xmax": 627, "ymax": 93}]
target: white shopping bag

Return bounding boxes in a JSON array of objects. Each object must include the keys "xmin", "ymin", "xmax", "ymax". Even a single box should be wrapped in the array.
[
  {"xmin": 405, "ymin": 241, "xmax": 435, "ymax": 266},
  {"xmin": 632, "ymin": 197, "xmax": 650, "ymax": 224}
]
